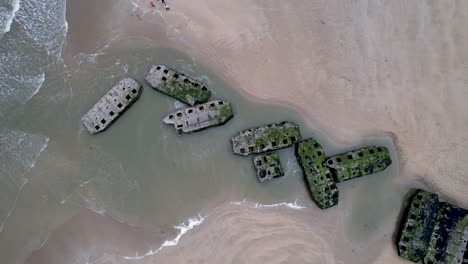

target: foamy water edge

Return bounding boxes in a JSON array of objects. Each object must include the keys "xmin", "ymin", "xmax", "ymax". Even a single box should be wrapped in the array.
[
  {"xmin": 0, "ymin": 131, "xmax": 49, "ymax": 233},
  {"xmin": 121, "ymin": 199, "xmax": 305, "ymax": 260},
  {"xmin": 0, "ymin": 0, "xmax": 20, "ymax": 37},
  {"xmin": 122, "ymin": 215, "xmax": 205, "ymax": 260}
]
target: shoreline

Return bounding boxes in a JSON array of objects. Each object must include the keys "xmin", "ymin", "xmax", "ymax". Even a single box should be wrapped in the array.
[
  {"xmin": 27, "ymin": 198, "xmax": 392, "ymax": 264},
  {"xmin": 132, "ymin": 0, "xmax": 468, "ymax": 207},
  {"xmin": 23, "ymin": 0, "xmax": 468, "ymax": 263}
]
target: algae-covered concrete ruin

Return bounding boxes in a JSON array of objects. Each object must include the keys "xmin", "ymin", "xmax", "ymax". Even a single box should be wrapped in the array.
[
  {"xmin": 425, "ymin": 203, "xmax": 468, "ymax": 264},
  {"xmin": 82, "ymin": 78, "xmax": 142, "ymax": 134},
  {"xmin": 145, "ymin": 64, "xmax": 211, "ymax": 106},
  {"xmin": 163, "ymin": 100, "xmax": 233, "ymax": 133},
  {"xmin": 230, "ymin": 122, "xmax": 393, "ymax": 193},
  {"xmin": 253, "ymin": 152, "xmax": 284, "ymax": 182},
  {"xmin": 325, "ymin": 146, "xmax": 392, "ymax": 182},
  {"xmin": 295, "ymin": 138, "xmax": 339, "ymax": 209},
  {"xmin": 397, "ymin": 190, "xmax": 440, "ymax": 262},
  {"xmin": 231, "ymin": 121, "xmax": 301, "ymax": 156},
  {"xmin": 397, "ymin": 189, "xmax": 468, "ymax": 264},
  {"xmin": 294, "ymin": 138, "xmax": 392, "ymax": 209},
  {"xmin": 231, "ymin": 121, "xmax": 300, "ymax": 183}
]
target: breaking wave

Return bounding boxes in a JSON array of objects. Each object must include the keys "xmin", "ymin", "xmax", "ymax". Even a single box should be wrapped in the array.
[
  {"xmin": 0, "ymin": 0, "xmax": 67, "ymax": 115},
  {"xmin": 122, "ymin": 215, "xmax": 205, "ymax": 260},
  {"xmin": 121, "ymin": 199, "xmax": 304, "ymax": 260},
  {"xmin": 0, "ymin": 130, "xmax": 49, "ymax": 232},
  {"xmin": 0, "ymin": 0, "xmax": 20, "ymax": 38},
  {"xmin": 231, "ymin": 199, "xmax": 306, "ymax": 210},
  {"xmin": 0, "ymin": 72, "xmax": 45, "ymax": 111}
]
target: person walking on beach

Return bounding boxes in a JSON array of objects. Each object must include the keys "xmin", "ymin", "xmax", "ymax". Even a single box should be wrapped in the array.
[{"xmin": 161, "ymin": 0, "xmax": 170, "ymax": 10}]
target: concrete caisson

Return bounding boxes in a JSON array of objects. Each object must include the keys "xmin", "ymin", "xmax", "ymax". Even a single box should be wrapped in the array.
[
  {"xmin": 145, "ymin": 64, "xmax": 211, "ymax": 106},
  {"xmin": 325, "ymin": 145, "xmax": 392, "ymax": 182},
  {"xmin": 295, "ymin": 138, "xmax": 339, "ymax": 209},
  {"xmin": 163, "ymin": 100, "xmax": 233, "ymax": 133},
  {"xmin": 231, "ymin": 121, "xmax": 301, "ymax": 156},
  {"xmin": 82, "ymin": 78, "xmax": 142, "ymax": 134},
  {"xmin": 397, "ymin": 190, "xmax": 440, "ymax": 262},
  {"xmin": 396, "ymin": 189, "xmax": 468, "ymax": 264},
  {"xmin": 253, "ymin": 152, "xmax": 284, "ymax": 182}
]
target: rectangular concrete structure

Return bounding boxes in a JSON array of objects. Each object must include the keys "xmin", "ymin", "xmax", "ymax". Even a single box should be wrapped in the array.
[
  {"xmin": 397, "ymin": 190, "xmax": 440, "ymax": 262},
  {"xmin": 231, "ymin": 121, "xmax": 301, "ymax": 156},
  {"xmin": 424, "ymin": 203, "xmax": 468, "ymax": 264},
  {"xmin": 253, "ymin": 152, "xmax": 284, "ymax": 182},
  {"xmin": 325, "ymin": 145, "xmax": 392, "ymax": 182},
  {"xmin": 82, "ymin": 78, "xmax": 142, "ymax": 134},
  {"xmin": 145, "ymin": 64, "xmax": 211, "ymax": 106},
  {"xmin": 396, "ymin": 189, "xmax": 468, "ymax": 264},
  {"xmin": 163, "ymin": 100, "xmax": 233, "ymax": 133},
  {"xmin": 295, "ymin": 138, "xmax": 339, "ymax": 209}
]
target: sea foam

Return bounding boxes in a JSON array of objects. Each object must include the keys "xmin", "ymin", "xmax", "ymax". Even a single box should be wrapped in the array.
[
  {"xmin": 0, "ymin": 130, "xmax": 49, "ymax": 232},
  {"xmin": 0, "ymin": 0, "xmax": 67, "ymax": 116},
  {"xmin": 231, "ymin": 199, "xmax": 306, "ymax": 210},
  {"xmin": 0, "ymin": 0, "xmax": 20, "ymax": 38},
  {"xmin": 122, "ymin": 215, "xmax": 205, "ymax": 260}
]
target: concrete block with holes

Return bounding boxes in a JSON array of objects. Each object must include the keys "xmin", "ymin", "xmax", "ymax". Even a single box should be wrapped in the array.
[
  {"xmin": 253, "ymin": 152, "xmax": 284, "ymax": 182},
  {"xmin": 82, "ymin": 78, "xmax": 142, "ymax": 134},
  {"xmin": 231, "ymin": 121, "xmax": 301, "ymax": 156},
  {"xmin": 145, "ymin": 64, "xmax": 211, "ymax": 106},
  {"xmin": 325, "ymin": 145, "xmax": 392, "ymax": 182},
  {"xmin": 396, "ymin": 189, "xmax": 468, "ymax": 264},
  {"xmin": 163, "ymin": 100, "xmax": 233, "ymax": 133}
]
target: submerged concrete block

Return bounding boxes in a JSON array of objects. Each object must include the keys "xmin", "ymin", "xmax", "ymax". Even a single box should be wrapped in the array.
[
  {"xmin": 253, "ymin": 152, "xmax": 284, "ymax": 182},
  {"xmin": 231, "ymin": 121, "xmax": 301, "ymax": 156},
  {"xmin": 82, "ymin": 78, "xmax": 142, "ymax": 134},
  {"xmin": 325, "ymin": 145, "xmax": 392, "ymax": 182},
  {"xmin": 163, "ymin": 100, "xmax": 233, "ymax": 133},
  {"xmin": 145, "ymin": 65, "xmax": 211, "ymax": 106},
  {"xmin": 295, "ymin": 138, "xmax": 338, "ymax": 209}
]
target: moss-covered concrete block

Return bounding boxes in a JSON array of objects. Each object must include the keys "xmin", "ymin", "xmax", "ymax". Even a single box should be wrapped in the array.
[
  {"xmin": 145, "ymin": 65, "xmax": 211, "ymax": 106},
  {"xmin": 295, "ymin": 138, "xmax": 338, "ymax": 209},
  {"xmin": 253, "ymin": 152, "xmax": 284, "ymax": 182},
  {"xmin": 424, "ymin": 203, "xmax": 468, "ymax": 264},
  {"xmin": 231, "ymin": 121, "xmax": 301, "ymax": 156},
  {"xmin": 397, "ymin": 190, "xmax": 439, "ymax": 262},
  {"xmin": 325, "ymin": 145, "xmax": 392, "ymax": 182}
]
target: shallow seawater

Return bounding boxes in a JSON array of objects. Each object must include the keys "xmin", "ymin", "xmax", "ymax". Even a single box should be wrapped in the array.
[{"xmin": 0, "ymin": 40, "xmax": 410, "ymax": 263}]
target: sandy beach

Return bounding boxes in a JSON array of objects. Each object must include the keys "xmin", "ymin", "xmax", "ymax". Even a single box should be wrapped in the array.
[
  {"xmin": 134, "ymin": 0, "xmax": 468, "ymax": 262},
  {"xmin": 135, "ymin": 0, "xmax": 468, "ymax": 206},
  {"xmin": 16, "ymin": 0, "xmax": 468, "ymax": 263}
]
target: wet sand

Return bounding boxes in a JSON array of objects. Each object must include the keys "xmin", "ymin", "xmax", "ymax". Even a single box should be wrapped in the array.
[
  {"xmin": 23, "ymin": 0, "xmax": 468, "ymax": 263},
  {"xmin": 25, "ymin": 208, "xmax": 175, "ymax": 264}
]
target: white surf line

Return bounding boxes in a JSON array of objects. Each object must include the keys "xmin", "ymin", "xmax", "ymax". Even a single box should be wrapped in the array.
[
  {"xmin": 0, "ymin": 135, "xmax": 49, "ymax": 233},
  {"xmin": 121, "ymin": 214, "xmax": 205, "ymax": 260},
  {"xmin": 24, "ymin": 72, "xmax": 45, "ymax": 102},
  {"xmin": 230, "ymin": 199, "xmax": 307, "ymax": 210},
  {"xmin": 1, "ymin": 0, "xmax": 21, "ymax": 36},
  {"xmin": 119, "ymin": 199, "xmax": 304, "ymax": 260}
]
